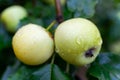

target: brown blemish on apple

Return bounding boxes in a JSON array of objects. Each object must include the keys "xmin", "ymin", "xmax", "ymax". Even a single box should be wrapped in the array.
[{"xmin": 85, "ymin": 47, "xmax": 95, "ymax": 57}]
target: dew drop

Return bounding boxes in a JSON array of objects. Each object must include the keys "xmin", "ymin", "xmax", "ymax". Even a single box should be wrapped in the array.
[
  {"xmin": 61, "ymin": 53, "xmax": 64, "ymax": 56},
  {"xmin": 56, "ymin": 48, "xmax": 65, "ymax": 56},
  {"xmin": 67, "ymin": 49, "xmax": 71, "ymax": 53},
  {"xmin": 96, "ymin": 36, "xmax": 102, "ymax": 45},
  {"xmin": 76, "ymin": 37, "xmax": 81, "ymax": 45},
  {"xmin": 56, "ymin": 48, "xmax": 60, "ymax": 53},
  {"xmin": 99, "ymin": 39, "xmax": 102, "ymax": 45}
]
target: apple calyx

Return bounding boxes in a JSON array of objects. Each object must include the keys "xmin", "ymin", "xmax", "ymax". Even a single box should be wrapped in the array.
[{"xmin": 85, "ymin": 48, "xmax": 95, "ymax": 57}]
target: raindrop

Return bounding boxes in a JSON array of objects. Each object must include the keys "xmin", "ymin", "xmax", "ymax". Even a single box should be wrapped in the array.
[
  {"xmin": 56, "ymin": 48, "xmax": 60, "ymax": 53},
  {"xmin": 76, "ymin": 37, "xmax": 81, "ymax": 45},
  {"xmin": 96, "ymin": 36, "xmax": 102, "ymax": 45},
  {"xmin": 61, "ymin": 53, "xmax": 65, "ymax": 56}
]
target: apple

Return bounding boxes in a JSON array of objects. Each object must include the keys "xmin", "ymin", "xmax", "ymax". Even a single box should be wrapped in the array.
[
  {"xmin": 1, "ymin": 5, "xmax": 27, "ymax": 32},
  {"xmin": 12, "ymin": 24, "xmax": 54, "ymax": 65},
  {"xmin": 55, "ymin": 18, "xmax": 102, "ymax": 66},
  {"xmin": 42, "ymin": 0, "xmax": 66, "ymax": 6}
]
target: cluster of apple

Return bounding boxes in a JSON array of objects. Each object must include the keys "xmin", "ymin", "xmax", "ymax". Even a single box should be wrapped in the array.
[{"xmin": 0, "ymin": 4, "xmax": 102, "ymax": 66}]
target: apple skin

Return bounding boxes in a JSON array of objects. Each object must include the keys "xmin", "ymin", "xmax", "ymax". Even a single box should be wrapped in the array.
[
  {"xmin": 55, "ymin": 18, "xmax": 102, "ymax": 66},
  {"xmin": 1, "ymin": 5, "xmax": 27, "ymax": 32},
  {"xmin": 43, "ymin": 0, "xmax": 66, "ymax": 6},
  {"xmin": 12, "ymin": 24, "xmax": 54, "ymax": 65}
]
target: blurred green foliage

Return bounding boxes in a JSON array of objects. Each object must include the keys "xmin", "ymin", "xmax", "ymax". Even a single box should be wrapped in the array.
[{"xmin": 0, "ymin": 0, "xmax": 120, "ymax": 80}]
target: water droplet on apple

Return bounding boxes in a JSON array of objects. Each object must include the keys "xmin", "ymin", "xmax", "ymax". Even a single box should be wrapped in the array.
[
  {"xmin": 61, "ymin": 53, "xmax": 65, "ymax": 56},
  {"xmin": 99, "ymin": 39, "xmax": 102, "ymax": 45},
  {"xmin": 67, "ymin": 49, "xmax": 71, "ymax": 53},
  {"xmin": 56, "ymin": 48, "xmax": 60, "ymax": 53},
  {"xmin": 56, "ymin": 48, "xmax": 65, "ymax": 56},
  {"xmin": 96, "ymin": 36, "xmax": 102, "ymax": 45},
  {"xmin": 76, "ymin": 37, "xmax": 81, "ymax": 45}
]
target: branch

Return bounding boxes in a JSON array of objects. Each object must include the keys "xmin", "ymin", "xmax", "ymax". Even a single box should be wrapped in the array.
[
  {"xmin": 75, "ymin": 66, "xmax": 88, "ymax": 80},
  {"xmin": 32, "ymin": 0, "xmax": 37, "ymax": 6},
  {"xmin": 55, "ymin": 0, "xmax": 64, "ymax": 23}
]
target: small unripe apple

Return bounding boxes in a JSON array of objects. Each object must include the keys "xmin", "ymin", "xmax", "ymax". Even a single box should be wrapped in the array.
[
  {"xmin": 55, "ymin": 18, "xmax": 102, "ymax": 66},
  {"xmin": 1, "ymin": 5, "xmax": 27, "ymax": 32},
  {"xmin": 12, "ymin": 24, "xmax": 54, "ymax": 65},
  {"xmin": 42, "ymin": 0, "xmax": 66, "ymax": 6}
]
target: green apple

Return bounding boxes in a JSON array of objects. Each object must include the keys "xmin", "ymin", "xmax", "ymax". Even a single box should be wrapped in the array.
[
  {"xmin": 12, "ymin": 24, "xmax": 54, "ymax": 65},
  {"xmin": 55, "ymin": 18, "xmax": 102, "ymax": 66},
  {"xmin": 1, "ymin": 5, "xmax": 27, "ymax": 32},
  {"xmin": 42, "ymin": 0, "xmax": 66, "ymax": 6}
]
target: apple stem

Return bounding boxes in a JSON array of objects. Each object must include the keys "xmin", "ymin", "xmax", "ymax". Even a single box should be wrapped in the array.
[
  {"xmin": 46, "ymin": 20, "xmax": 56, "ymax": 31},
  {"xmin": 51, "ymin": 53, "xmax": 56, "ymax": 64},
  {"xmin": 66, "ymin": 63, "xmax": 70, "ymax": 73},
  {"xmin": 55, "ymin": 0, "xmax": 64, "ymax": 23},
  {"xmin": 75, "ymin": 66, "xmax": 88, "ymax": 80},
  {"xmin": 32, "ymin": 0, "xmax": 37, "ymax": 6}
]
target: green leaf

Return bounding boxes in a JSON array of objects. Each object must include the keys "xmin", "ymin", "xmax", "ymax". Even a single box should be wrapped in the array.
[
  {"xmin": 67, "ymin": 0, "xmax": 98, "ymax": 18},
  {"xmin": 31, "ymin": 64, "xmax": 71, "ymax": 80},
  {"xmin": 2, "ymin": 66, "xmax": 14, "ymax": 80},
  {"xmin": 52, "ymin": 64, "xmax": 71, "ymax": 80},
  {"xmin": 31, "ymin": 64, "xmax": 51, "ymax": 80},
  {"xmin": 88, "ymin": 53, "xmax": 120, "ymax": 80},
  {"xmin": 0, "ymin": 23, "xmax": 11, "ymax": 51},
  {"xmin": 8, "ymin": 65, "xmax": 36, "ymax": 80},
  {"xmin": 1, "ymin": 61, "xmax": 20, "ymax": 80}
]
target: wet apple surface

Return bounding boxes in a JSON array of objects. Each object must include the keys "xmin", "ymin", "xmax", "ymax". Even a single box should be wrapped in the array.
[
  {"xmin": 12, "ymin": 24, "xmax": 54, "ymax": 65},
  {"xmin": 55, "ymin": 18, "xmax": 102, "ymax": 66}
]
